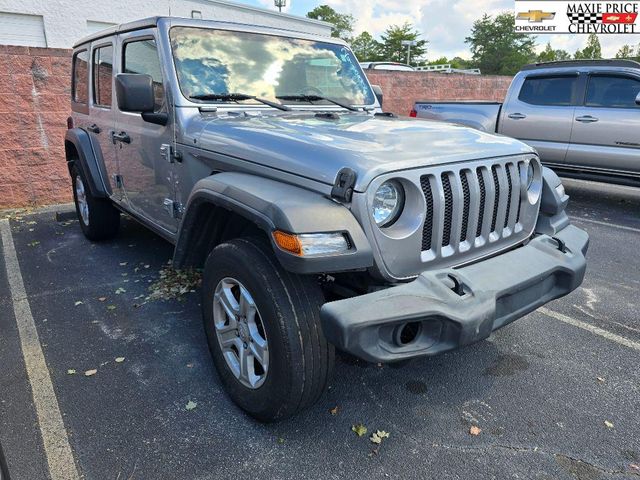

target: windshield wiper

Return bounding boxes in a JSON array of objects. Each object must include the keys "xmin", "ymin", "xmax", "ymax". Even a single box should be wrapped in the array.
[
  {"xmin": 276, "ymin": 94, "xmax": 360, "ymax": 112},
  {"xmin": 189, "ymin": 93, "xmax": 291, "ymax": 111}
]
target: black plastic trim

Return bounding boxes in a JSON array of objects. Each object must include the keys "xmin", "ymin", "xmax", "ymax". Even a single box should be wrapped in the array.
[{"xmin": 64, "ymin": 128, "xmax": 109, "ymax": 198}]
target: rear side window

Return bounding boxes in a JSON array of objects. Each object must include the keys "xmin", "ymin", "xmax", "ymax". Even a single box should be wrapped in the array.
[
  {"xmin": 72, "ymin": 50, "xmax": 89, "ymax": 104},
  {"xmin": 586, "ymin": 75, "xmax": 640, "ymax": 108},
  {"xmin": 519, "ymin": 75, "xmax": 577, "ymax": 106},
  {"xmin": 123, "ymin": 39, "xmax": 165, "ymax": 112},
  {"xmin": 93, "ymin": 44, "xmax": 113, "ymax": 108}
]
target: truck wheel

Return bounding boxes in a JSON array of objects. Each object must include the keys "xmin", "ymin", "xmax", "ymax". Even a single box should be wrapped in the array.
[
  {"xmin": 71, "ymin": 164, "xmax": 120, "ymax": 241},
  {"xmin": 202, "ymin": 237, "xmax": 334, "ymax": 422}
]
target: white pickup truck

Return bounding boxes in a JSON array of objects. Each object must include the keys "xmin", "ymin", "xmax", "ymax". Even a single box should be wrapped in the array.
[{"xmin": 412, "ymin": 60, "xmax": 640, "ymax": 187}]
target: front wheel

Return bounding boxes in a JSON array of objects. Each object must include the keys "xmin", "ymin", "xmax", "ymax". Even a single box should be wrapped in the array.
[
  {"xmin": 202, "ymin": 237, "xmax": 334, "ymax": 422},
  {"xmin": 71, "ymin": 164, "xmax": 120, "ymax": 241}
]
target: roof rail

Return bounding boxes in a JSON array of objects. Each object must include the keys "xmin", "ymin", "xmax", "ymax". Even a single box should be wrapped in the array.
[{"xmin": 521, "ymin": 59, "xmax": 640, "ymax": 70}]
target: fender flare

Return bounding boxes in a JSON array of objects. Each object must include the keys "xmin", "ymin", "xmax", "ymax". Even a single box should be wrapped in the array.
[
  {"xmin": 64, "ymin": 128, "xmax": 110, "ymax": 198},
  {"xmin": 174, "ymin": 172, "xmax": 374, "ymax": 274}
]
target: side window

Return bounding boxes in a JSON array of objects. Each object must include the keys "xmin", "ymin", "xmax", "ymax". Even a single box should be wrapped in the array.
[
  {"xmin": 123, "ymin": 39, "xmax": 165, "ymax": 112},
  {"xmin": 93, "ymin": 44, "xmax": 114, "ymax": 108},
  {"xmin": 586, "ymin": 75, "xmax": 640, "ymax": 108},
  {"xmin": 72, "ymin": 50, "xmax": 89, "ymax": 104},
  {"xmin": 519, "ymin": 76, "xmax": 578, "ymax": 106}
]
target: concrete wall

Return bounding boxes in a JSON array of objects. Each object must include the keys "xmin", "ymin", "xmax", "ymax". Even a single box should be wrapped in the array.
[
  {"xmin": 366, "ymin": 71, "xmax": 513, "ymax": 117},
  {"xmin": 0, "ymin": 0, "xmax": 331, "ymax": 48},
  {"xmin": 0, "ymin": 48, "xmax": 515, "ymax": 209}
]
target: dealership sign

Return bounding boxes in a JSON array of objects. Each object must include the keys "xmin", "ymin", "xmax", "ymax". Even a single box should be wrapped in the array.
[{"xmin": 515, "ymin": 1, "xmax": 639, "ymax": 33}]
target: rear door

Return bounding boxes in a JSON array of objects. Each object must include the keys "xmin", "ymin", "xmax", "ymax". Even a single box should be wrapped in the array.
[
  {"xmin": 88, "ymin": 41, "xmax": 120, "ymax": 200},
  {"xmin": 499, "ymin": 73, "xmax": 579, "ymax": 164},
  {"xmin": 566, "ymin": 72, "xmax": 640, "ymax": 176},
  {"xmin": 114, "ymin": 30, "xmax": 177, "ymax": 234}
]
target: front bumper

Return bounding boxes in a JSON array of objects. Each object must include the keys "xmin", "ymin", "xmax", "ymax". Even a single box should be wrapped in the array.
[{"xmin": 320, "ymin": 225, "xmax": 589, "ymax": 363}]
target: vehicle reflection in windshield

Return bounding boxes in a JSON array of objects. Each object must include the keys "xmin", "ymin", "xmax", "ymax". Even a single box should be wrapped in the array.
[{"xmin": 169, "ymin": 27, "xmax": 374, "ymax": 107}]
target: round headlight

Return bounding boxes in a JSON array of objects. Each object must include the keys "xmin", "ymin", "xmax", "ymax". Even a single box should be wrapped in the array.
[
  {"xmin": 372, "ymin": 181, "xmax": 405, "ymax": 228},
  {"xmin": 527, "ymin": 162, "xmax": 535, "ymax": 190}
]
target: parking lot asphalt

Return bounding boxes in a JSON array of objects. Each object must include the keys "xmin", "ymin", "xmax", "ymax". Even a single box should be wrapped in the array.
[{"xmin": 0, "ymin": 178, "xmax": 639, "ymax": 480}]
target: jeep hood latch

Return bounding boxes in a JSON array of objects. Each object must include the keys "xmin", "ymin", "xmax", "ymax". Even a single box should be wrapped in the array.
[{"xmin": 331, "ymin": 168, "xmax": 356, "ymax": 203}]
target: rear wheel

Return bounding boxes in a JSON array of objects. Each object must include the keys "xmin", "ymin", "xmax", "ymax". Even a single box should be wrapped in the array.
[
  {"xmin": 71, "ymin": 164, "xmax": 120, "ymax": 241},
  {"xmin": 202, "ymin": 237, "xmax": 334, "ymax": 422}
]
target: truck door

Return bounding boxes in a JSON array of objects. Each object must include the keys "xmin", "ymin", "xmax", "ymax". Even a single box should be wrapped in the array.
[
  {"xmin": 499, "ymin": 73, "xmax": 579, "ymax": 165},
  {"xmin": 88, "ymin": 42, "xmax": 121, "ymax": 200},
  {"xmin": 114, "ymin": 30, "xmax": 177, "ymax": 234},
  {"xmin": 566, "ymin": 72, "xmax": 640, "ymax": 176}
]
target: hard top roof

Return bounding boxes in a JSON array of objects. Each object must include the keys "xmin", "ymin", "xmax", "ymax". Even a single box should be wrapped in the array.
[{"xmin": 521, "ymin": 59, "xmax": 640, "ymax": 71}]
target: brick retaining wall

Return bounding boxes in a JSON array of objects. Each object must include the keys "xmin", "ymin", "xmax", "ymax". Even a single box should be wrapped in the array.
[{"xmin": 0, "ymin": 46, "xmax": 513, "ymax": 209}]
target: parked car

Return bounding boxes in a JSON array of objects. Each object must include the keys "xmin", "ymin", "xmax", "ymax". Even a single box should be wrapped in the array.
[
  {"xmin": 360, "ymin": 61, "xmax": 415, "ymax": 71},
  {"xmin": 412, "ymin": 60, "xmax": 640, "ymax": 187},
  {"xmin": 65, "ymin": 17, "xmax": 588, "ymax": 421}
]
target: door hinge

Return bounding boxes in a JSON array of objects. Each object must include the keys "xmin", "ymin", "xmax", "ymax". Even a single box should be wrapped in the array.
[
  {"xmin": 160, "ymin": 144, "xmax": 182, "ymax": 164},
  {"xmin": 331, "ymin": 168, "xmax": 356, "ymax": 202},
  {"xmin": 112, "ymin": 174, "xmax": 123, "ymax": 189},
  {"xmin": 163, "ymin": 198, "xmax": 183, "ymax": 219}
]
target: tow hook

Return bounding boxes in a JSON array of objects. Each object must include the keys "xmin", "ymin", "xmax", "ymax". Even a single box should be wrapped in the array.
[
  {"xmin": 551, "ymin": 236, "xmax": 568, "ymax": 253},
  {"xmin": 447, "ymin": 274, "xmax": 465, "ymax": 296}
]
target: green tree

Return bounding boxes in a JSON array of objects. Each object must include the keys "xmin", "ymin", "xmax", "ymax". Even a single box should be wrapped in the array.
[
  {"xmin": 574, "ymin": 34, "xmax": 602, "ymax": 59},
  {"xmin": 379, "ymin": 23, "xmax": 428, "ymax": 64},
  {"xmin": 537, "ymin": 42, "xmax": 572, "ymax": 62},
  {"xmin": 306, "ymin": 5, "xmax": 354, "ymax": 40},
  {"xmin": 616, "ymin": 44, "xmax": 635, "ymax": 58},
  {"xmin": 465, "ymin": 13, "xmax": 537, "ymax": 75},
  {"xmin": 350, "ymin": 31, "xmax": 382, "ymax": 61}
]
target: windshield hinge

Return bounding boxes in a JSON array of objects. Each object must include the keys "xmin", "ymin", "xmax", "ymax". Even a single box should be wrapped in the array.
[
  {"xmin": 331, "ymin": 168, "xmax": 356, "ymax": 203},
  {"xmin": 163, "ymin": 199, "xmax": 183, "ymax": 219}
]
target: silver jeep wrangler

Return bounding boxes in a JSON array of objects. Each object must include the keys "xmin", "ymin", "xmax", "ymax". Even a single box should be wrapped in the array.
[{"xmin": 65, "ymin": 17, "xmax": 588, "ymax": 421}]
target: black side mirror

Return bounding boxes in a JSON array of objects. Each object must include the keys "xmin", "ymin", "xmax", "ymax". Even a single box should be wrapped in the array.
[
  {"xmin": 115, "ymin": 73, "xmax": 167, "ymax": 125},
  {"xmin": 371, "ymin": 85, "xmax": 384, "ymax": 108},
  {"xmin": 636, "ymin": 91, "xmax": 640, "ymax": 106}
]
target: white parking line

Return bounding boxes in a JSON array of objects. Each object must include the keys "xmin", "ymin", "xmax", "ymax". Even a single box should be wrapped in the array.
[
  {"xmin": 539, "ymin": 307, "xmax": 640, "ymax": 352},
  {"xmin": 570, "ymin": 216, "xmax": 640, "ymax": 234},
  {"xmin": 0, "ymin": 219, "xmax": 79, "ymax": 480}
]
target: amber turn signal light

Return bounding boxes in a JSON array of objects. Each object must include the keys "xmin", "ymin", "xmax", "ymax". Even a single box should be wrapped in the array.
[{"xmin": 272, "ymin": 231, "xmax": 303, "ymax": 256}]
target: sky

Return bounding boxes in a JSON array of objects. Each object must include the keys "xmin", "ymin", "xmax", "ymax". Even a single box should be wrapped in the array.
[{"xmin": 233, "ymin": 0, "xmax": 640, "ymax": 60}]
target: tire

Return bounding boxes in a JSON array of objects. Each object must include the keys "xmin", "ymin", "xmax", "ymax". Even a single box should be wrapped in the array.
[
  {"xmin": 70, "ymin": 164, "xmax": 120, "ymax": 241},
  {"xmin": 202, "ymin": 237, "xmax": 334, "ymax": 422}
]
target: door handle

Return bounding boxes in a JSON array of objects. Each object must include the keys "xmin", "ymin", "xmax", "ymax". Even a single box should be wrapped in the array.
[
  {"xmin": 111, "ymin": 131, "xmax": 131, "ymax": 144},
  {"xmin": 576, "ymin": 115, "xmax": 599, "ymax": 123},
  {"xmin": 87, "ymin": 124, "xmax": 101, "ymax": 134},
  {"xmin": 508, "ymin": 113, "xmax": 527, "ymax": 120}
]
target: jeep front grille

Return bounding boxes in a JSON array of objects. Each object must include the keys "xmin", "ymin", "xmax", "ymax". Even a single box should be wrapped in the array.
[{"xmin": 419, "ymin": 159, "xmax": 529, "ymax": 257}]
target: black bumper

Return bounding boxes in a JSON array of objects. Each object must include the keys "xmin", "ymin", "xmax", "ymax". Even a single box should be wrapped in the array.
[{"xmin": 320, "ymin": 225, "xmax": 589, "ymax": 363}]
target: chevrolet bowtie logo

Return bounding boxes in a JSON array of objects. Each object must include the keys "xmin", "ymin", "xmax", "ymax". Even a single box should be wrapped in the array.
[{"xmin": 517, "ymin": 10, "xmax": 556, "ymax": 22}]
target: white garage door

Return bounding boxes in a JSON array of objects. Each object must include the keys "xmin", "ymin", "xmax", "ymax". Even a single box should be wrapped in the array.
[{"xmin": 0, "ymin": 12, "xmax": 47, "ymax": 47}]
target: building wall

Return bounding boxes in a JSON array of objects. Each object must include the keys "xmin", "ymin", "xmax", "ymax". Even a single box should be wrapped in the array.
[
  {"xmin": 0, "ymin": 47, "xmax": 515, "ymax": 209},
  {"xmin": 366, "ymin": 71, "xmax": 513, "ymax": 117},
  {"xmin": 0, "ymin": 0, "xmax": 331, "ymax": 48}
]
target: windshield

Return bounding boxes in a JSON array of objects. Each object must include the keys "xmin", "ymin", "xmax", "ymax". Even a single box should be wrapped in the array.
[{"xmin": 169, "ymin": 27, "xmax": 375, "ymax": 107}]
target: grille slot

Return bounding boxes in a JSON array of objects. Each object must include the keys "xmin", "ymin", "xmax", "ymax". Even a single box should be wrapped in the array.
[
  {"xmin": 504, "ymin": 164, "xmax": 513, "ymax": 228},
  {"xmin": 420, "ymin": 176, "xmax": 434, "ymax": 251},
  {"xmin": 476, "ymin": 169, "xmax": 486, "ymax": 238},
  {"xmin": 460, "ymin": 171, "xmax": 470, "ymax": 242},
  {"xmin": 441, "ymin": 173, "xmax": 453, "ymax": 247},
  {"xmin": 490, "ymin": 165, "xmax": 500, "ymax": 233}
]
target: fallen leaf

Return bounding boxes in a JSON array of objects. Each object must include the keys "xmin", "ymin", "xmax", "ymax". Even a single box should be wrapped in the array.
[
  {"xmin": 74, "ymin": 301, "xmax": 83, "ymax": 306},
  {"xmin": 185, "ymin": 400, "xmax": 197, "ymax": 411},
  {"xmin": 115, "ymin": 287, "xmax": 126, "ymax": 295},
  {"xmin": 67, "ymin": 369, "xmax": 76, "ymax": 375},
  {"xmin": 630, "ymin": 464, "xmax": 640, "ymax": 472},
  {"xmin": 119, "ymin": 262, "xmax": 128, "ymax": 266},
  {"xmin": 597, "ymin": 377, "xmax": 605, "ymax": 383},
  {"xmin": 98, "ymin": 297, "xmax": 107, "ymax": 302},
  {"xmin": 469, "ymin": 426, "xmax": 482, "ymax": 436},
  {"xmin": 27, "ymin": 241, "xmax": 40, "ymax": 247},
  {"xmin": 115, "ymin": 357, "xmax": 125, "ymax": 363},
  {"xmin": 370, "ymin": 430, "xmax": 390, "ymax": 444},
  {"xmin": 329, "ymin": 406, "xmax": 339, "ymax": 415},
  {"xmin": 352, "ymin": 424, "xmax": 367, "ymax": 437},
  {"xmin": 277, "ymin": 437, "xmax": 285, "ymax": 444},
  {"xmin": 186, "ymin": 363, "xmax": 194, "ymax": 368},
  {"xmin": 604, "ymin": 420, "xmax": 614, "ymax": 429},
  {"xmin": 106, "ymin": 305, "xmax": 116, "ymax": 311},
  {"xmin": 84, "ymin": 369, "xmax": 97, "ymax": 377}
]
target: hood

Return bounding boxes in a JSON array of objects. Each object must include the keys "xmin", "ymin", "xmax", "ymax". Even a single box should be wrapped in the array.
[{"xmin": 193, "ymin": 111, "xmax": 535, "ymax": 192}]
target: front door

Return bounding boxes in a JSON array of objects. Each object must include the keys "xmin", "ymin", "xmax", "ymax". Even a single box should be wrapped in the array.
[
  {"xmin": 500, "ymin": 74, "xmax": 579, "ymax": 164},
  {"xmin": 566, "ymin": 72, "xmax": 640, "ymax": 176},
  {"xmin": 114, "ymin": 30, "xmax": 177, "ymax": 233}
]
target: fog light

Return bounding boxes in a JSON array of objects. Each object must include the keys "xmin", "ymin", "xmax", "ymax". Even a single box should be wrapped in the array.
[{"xmin": 273, "ymin": 231, "xmax": 350, "ymax": 257}]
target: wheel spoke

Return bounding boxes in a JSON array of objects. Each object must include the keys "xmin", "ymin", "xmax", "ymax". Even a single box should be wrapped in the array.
[
  {"xmin": 239, "ymin": 286, "xmax": 256, "ymax": 319},
  {"xmin": 217, "ymin": 286, "xmax": 240, "ymax": 321},
  {"xmin": 239, "ymin": 343, "xmax": 251, "ymax": 385},
  {"xmin": 249, "ymin": 338, "xmax": 268, "ymax": 369},
  {"xmin": 217, "ymin": 328, "xmax": 238, "ymax": 349}
]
